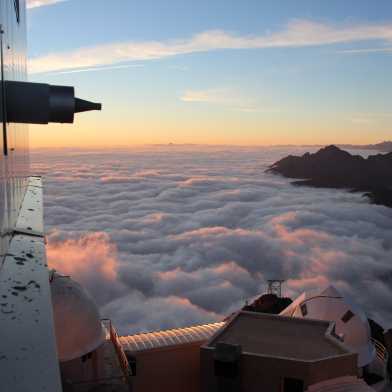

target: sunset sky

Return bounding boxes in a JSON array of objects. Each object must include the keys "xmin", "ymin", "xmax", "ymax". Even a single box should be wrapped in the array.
[{"xmin": 27, "ymin": 0, "xmax": 392, "ymax": 148}]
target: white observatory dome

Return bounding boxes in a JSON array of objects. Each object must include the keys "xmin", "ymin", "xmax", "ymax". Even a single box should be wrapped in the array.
[
  {"xmin": 50, "ymin": 272, "xmax": 105, "ymax": 362},
  {"xmin": 280, "ymin": 285, "xmax": 375, "ymax": 367}
]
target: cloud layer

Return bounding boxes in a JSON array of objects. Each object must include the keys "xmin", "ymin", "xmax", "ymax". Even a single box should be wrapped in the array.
[
  {"xmin": 29, "ymin": 19, "xmax": 392, "ymax": 74},
  {"xmin": 27, "ymin": 0, "xmax": 66, "ymax": 9},
  {"xmin": 180, "ymin": 88, "xmax": 265, "ymax": 112},
  {"xmin": 31, "ymin": 146, "xmax": 392, "ymax": 335}
]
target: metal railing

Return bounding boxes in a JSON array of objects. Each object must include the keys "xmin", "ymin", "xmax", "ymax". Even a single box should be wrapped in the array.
[
  {"xmin": 371, "ymin": 337, "xmax": 389, "ymax": 364},
  {"xmin": 64, "ymin": 375, "xmax": 129, "ymax": 391},
  {"xmin": 370, "ymin": 337, "xmax": 390, "ymax": 382},
  {"xmin": 102, "ymin": 318, "xmax": 133, "ymax": 391}
]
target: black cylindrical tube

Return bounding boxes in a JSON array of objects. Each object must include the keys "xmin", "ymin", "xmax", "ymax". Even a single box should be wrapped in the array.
[
  {"xmin": 49, "ymin": 85, "xmax": 75, "ymax": 123},
  {"xmin": 4, "ymin": 81, "xmax": 101, "ymax": 124},
  {"xmin": 5, "ymin": 81, "xmax": 50, "ymax": 124}
]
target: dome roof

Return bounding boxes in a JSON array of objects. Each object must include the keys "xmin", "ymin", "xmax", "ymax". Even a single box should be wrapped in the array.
[
  {"xmin": 50, "ymin": 272, "xmax": 105, "ymax": 362},
  {"xmin": 280, "ymin": 285, "xmax": 375, "ymax": 367}
]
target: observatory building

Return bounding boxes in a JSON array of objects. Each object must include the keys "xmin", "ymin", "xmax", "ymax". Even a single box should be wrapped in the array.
[
  {"xmin": 50, "ymin": 272, "xmax": 105, "ymax": 362},
  {"xmin": 50, "ymin": 272, "xmax": 110, "ymax": 387},
  {"xmin": 112, "ymin": 285, "xmax": 391, "ymax": 392},
  {"xmin": 201, "ymin": 311, "xmax": 359, "ymax": 392},
  {"xmin": 0, "ymin": 1, "xmax": 391, "ymax": 391},
  {"xmin": 279, "ymin": 286, "xmax": 376, "ymax": 368}
]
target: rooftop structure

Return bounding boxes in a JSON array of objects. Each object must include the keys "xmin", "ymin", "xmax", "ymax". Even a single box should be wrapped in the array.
[
  {"xmin": 267, "ymin": 279, "xmax": 285, "ymax": 297},
  {"xmin": 207, "ymin": 311, "xmax": 349, "ymax": 361},
  {"xmin": 50, "ymin": 272, "xmax": 105, "ymax": 362},
  {"xmin": 201, "ymin": 311, "xmax": 358, "ymax": 392},
  {"xmin": 280, "ymin": 285, "xmax": 375, "ymax": 367},
  {"xmin": 116, "ymin": 287, "xmax": 392, "ymax": 392},
  {"xmin": 119, "ymin": 322, "xmax": 224, "ymax": 392},
  {"xmin": 119, "ymin": 322, "xmax": 224, "ymax": 353}
]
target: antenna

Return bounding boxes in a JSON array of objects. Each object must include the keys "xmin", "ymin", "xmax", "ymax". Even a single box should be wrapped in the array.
[{"xmin": 267, "ymin": 280, "xmax": 285, "ymax": 297}]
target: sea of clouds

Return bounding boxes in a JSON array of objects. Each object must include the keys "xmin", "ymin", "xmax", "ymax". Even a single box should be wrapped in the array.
[{"xmin": 31, "ymin": 146, "xmax": 392, "ymax": 335}]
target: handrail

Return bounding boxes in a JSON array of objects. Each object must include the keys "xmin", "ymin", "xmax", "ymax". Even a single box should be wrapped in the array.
[
  {"xmin": 66, "ymin": 375, "xmax": 126, "ymax": 386},
  {"xmin": 371, "ymin": 337, "xmax": 389, "ymax": 364},
  {"xmin": 102, "ymin": 318, "xmax": 133, "ymax": 391}
]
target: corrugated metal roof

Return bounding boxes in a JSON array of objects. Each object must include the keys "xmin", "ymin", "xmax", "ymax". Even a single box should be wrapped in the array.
[{"xmin": 119, "ymin": 322, "xmax": 225, "ymax": 353}]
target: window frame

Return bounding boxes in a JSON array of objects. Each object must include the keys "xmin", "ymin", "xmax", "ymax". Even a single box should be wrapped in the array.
[
  {"xmin": 341, "ymin": 310, "xmax": 355, "ymax": 323},
  {"xmin": 300, "ymin": 303, "xmax": 308, "ymax": 316}
]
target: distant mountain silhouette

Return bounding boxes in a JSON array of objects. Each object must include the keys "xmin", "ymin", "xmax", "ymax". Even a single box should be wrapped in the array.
[
  {"xmin": 268, "ymin": 145, "xmax": 392, "ymax": 208},
  {"xmin": 339, "ymin": 141, "xmax": 392, "ymax": 152}
]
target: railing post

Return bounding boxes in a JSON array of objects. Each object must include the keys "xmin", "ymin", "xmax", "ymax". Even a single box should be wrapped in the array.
[
  {"xmin": 370, "ymin": 337, "xmax": 389, "ymax": 380},
  {"xmin": 101, "ymin": 318, "xmax": 133, "ymax": 392}
]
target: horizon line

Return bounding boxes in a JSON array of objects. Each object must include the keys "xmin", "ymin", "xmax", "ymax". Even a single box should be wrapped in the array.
[{"xmin": 29, "ymin": 141, "xmax": 389, "ymax": 151}]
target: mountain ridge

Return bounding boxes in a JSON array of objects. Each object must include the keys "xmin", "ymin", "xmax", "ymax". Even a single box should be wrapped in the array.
[
  {"xmin": 339, "ymin": 141, "xmax": 392, "ymax": 152},
  {"xmin": 268, "ymin": 145, "xmax": 392, "ymax": 208}
]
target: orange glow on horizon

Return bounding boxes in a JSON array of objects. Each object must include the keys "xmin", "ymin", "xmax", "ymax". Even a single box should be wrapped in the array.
[{"xmin": 29, "ymin": 119, "xmax": 389, "ymax": 149}]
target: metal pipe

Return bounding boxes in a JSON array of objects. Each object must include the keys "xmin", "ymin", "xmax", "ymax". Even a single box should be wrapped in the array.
[{"xmin": 4, "ymin": 80, "xmax": 101, "ymax": 124}]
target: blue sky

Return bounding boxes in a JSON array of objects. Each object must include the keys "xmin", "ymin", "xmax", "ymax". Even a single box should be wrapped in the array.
[{"xmin": 26, "ymin": 0, "xmax": 392, "ymax": 147}]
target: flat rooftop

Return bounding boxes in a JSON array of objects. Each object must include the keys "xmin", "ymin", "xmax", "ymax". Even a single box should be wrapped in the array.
[{"xmin": 207, "ymin": 311, "xmax": 349, "ymax": 361}]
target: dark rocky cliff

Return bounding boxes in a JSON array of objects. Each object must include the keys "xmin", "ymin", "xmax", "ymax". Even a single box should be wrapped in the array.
[{"xmin": 268, "ymin": 145, "xmax": 392, "ymax": 208}]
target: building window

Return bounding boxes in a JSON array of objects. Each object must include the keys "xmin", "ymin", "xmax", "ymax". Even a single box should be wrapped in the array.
[
  {"xmin": 14, "ymin": 0, "xmax": 20, "ymax": 23},
  {"xmin": 300, "ymin": 303, "xmax": 308, "ymax": 316},
  {"xmin": 341, "ymin": 310, "xmax": 354, "ymax": 323},
  {"xmin": 283, "ymin": 377, "xmax": 304, "ymax": 392}
]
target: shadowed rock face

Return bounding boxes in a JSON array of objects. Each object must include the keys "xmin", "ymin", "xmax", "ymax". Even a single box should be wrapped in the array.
[{"xmin": 268, "ymin": 145, "xmax": 392, "ymax": 207}]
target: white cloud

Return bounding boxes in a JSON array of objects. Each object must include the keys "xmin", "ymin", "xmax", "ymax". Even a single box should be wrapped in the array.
[
  {"xmin": 181, "ymin": 88, "xmax": 235, "ymax": 104},
  {"xmin": 102, "ymin": 292, "xmax": 220, "ymax": 334},
  {"xmin": 28, "ymin": 19, "xmax": 392, "ymax": 74},
  {"xmin": 27, "ymin": 0, "xmax": 66, "ymax": 8},
  {"xmin": 339, "ymin": 47, "xmax": 392, "ymax": 54},
  {"xmin": 31, "ymin": 146, "xmax": 392, "ymax": 334},
  {"xmin": 180, "ymin": 88, "xmax": 272, "ymax": 112},
  {"xmin": 44, "ymin": 63, "xmax": 144, "ymax": 76},
  {"xmin": 350, "ymin": 112, "xmax": 392, "ymax": 124}
]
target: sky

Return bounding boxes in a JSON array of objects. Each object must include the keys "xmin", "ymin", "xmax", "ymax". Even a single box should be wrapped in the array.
[{"xmin": 26, "ymin": 0, "xmax": 392, "ymax": 147}]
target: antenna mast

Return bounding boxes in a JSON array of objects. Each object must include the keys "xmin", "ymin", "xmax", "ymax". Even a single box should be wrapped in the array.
[{"xmin": 267, "ymin": 280, "xmax": 285, "ymax": 298}]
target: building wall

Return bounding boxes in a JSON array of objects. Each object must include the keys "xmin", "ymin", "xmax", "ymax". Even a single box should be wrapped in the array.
[
  {"xmin": 130, "ymin": 343, "xmax": 202, "ymax": 392},
  {"xmin": 308, "ymin": 355, "xmax": 358, "ymax": 386},
  {"xmin": 200, "ymin": 347, "xmax": 358, "ymax": 392},
  {"xmin": 60, "ymin": 344, "xmax": 105, "ymax": 385},
  {"xmin": 0, "ymin": 0, "xmax": 29, "ymax": 262}
]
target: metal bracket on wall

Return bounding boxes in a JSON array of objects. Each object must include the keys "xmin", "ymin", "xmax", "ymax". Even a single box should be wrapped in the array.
[
  {"xmin": 13, "ymin": 1, "xmax": 20, "ymax": 24},
  {"xmin": 0, "ymin": 25, "xmax": 7, "ymax": 156}
]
